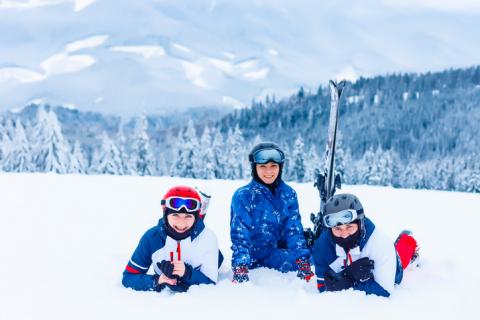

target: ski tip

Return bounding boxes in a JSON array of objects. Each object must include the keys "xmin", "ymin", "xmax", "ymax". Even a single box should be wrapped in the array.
[{"xmin": 329, "ymin": 80, "xmax": 347, "ymax": 90}]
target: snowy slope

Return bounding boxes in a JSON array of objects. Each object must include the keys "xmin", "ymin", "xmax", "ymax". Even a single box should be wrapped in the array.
[
  {"xmin": 1, "ymin": 0, "xmax": 480, "ymax": 115},
  {"xmin": 1, "ymin": 173, "xmax": 479, "ymax": 320}
]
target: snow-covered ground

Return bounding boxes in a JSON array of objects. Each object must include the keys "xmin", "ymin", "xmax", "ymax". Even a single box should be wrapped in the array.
[{"xmin": 1, "ymin": 173, "xmax": 479, "ymax": 319}]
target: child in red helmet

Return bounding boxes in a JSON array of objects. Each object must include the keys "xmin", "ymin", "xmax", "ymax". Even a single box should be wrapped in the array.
[{"xmin": 122, "ymin": 186, "xmax": 220, "ymax": 293}]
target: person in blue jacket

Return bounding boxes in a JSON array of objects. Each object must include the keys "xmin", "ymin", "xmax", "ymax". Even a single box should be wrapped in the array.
[
  {"xmin": 312, "ymin": 193, "xmax": 419, "ymax": 297},
  {"xmin": 230, "ymin": 142, "xmax": 313, "ymax": 283},
  {"xmin": 122, "ymin": 185, "xmax": 220, "ymax": 293}
]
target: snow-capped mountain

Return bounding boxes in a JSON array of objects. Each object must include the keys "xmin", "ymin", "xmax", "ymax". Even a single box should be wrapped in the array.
[{"xmin": 1, "ymin": 0, "xmax": 480, "ymax": 115}]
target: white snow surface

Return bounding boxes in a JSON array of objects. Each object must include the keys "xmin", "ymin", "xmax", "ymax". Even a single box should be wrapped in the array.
[{"xmin": 1, "ymin": 173, "xmax": 479, "ymax": 319}]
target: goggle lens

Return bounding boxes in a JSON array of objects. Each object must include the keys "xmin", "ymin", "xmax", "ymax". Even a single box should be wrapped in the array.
[
  {"xmin": 322, "ymin": 210, "xmax": 357, "ymax": 228},
  {"xmin": 253, "ymin": 148, "xmax": 285, "ymax": 164},
  {"xmin": 165, "ymin": 197, "xmax": 200, "ymax": 212}
]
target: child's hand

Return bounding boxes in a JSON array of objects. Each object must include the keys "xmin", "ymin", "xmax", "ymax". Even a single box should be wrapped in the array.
[
  {"xmin": 172, "ymin": 260, "xmax": 186, "ymax": 277},
  {"xmin": 172, "ymin": 260, "xmax": 192, "ymax": 280},
  {"xmin": 158, "ymin": 273, "xmax": 177, "ymax": 286}
]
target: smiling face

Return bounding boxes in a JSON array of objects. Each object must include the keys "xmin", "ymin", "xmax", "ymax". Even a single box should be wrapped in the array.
[
  {"xmin": 166, "ymin": 212, "xmax": 196, "ymax": 234},
  {"xmin": 255, "ymin": 162, "xmax": 280, "ymax": 185},
  {"xmin": 331, "ymin": 223, "xmax": 359, "ymax": 238}
]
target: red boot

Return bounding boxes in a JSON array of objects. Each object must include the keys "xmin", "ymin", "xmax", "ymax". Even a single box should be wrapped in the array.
[{"xmin": 395, "ymin": 230, "xmax": 419, "ymax": 270}]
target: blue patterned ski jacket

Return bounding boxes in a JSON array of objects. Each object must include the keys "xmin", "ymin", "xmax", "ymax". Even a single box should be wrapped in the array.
[{"xmin": 230, "ymin": 180, "xmax": 310, "ymax": 269}]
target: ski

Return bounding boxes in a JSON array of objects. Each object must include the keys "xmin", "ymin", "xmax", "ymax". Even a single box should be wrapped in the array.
[{"xmin": 305, "ymin": 80, "xmax": 346, "ymax": 247}]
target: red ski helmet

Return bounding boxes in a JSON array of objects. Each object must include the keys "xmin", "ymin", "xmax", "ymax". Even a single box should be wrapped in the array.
[{"xmin": 161, "ymin": 185, "xmax": 202, "ymax": 215}]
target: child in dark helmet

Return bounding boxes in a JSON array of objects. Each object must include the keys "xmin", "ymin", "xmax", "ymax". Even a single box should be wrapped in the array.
[
  {"xmin": 312, "ymin": 193, "xmax": 419, "ymax": 297},
  {"xmin": 230, "ymin": 142, "xmax": 313, "ymax": 283},
  {"xmin": 122, "ymin": 186, "xmax": 220, "ymax": 293}
]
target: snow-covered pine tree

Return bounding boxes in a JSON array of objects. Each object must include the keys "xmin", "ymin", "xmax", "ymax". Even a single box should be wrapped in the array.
[
  {"xmin": 2, "ymin": 119, "xmax": 32, "ymax": 172},
  {"xmin": 357, "ymin": 147, "xmax": 380, "ymax": 185},
  {"xmin": 91, "ymin": 131, "xmax": 124, "ymax": 175},
  {"xmin": 172, "ymin": 120, "xmax": 198, "ymax": 178},
  {"xmin": 211, "ymin": 127, "xmax": 225, "ymax": 179},
  {"xmin": 69, "ymin": 140, "xmax": 87, "ymax": 174},
  {"xmin": 304, "ymin": 144, "xmax": 320, "ymax": 183},
  {"xmin": 131, "ymin": 113, "xmax": 156, "ymax": 176},
  {"xmin": 198, "ymin": 126, "xmax": 215, "ymax": 179},
  {"xmin": 224, "ymin": 125, "xmax": 246, "ymax": 179},
  {"xmin": 291, "ymin": 135, "xmax": 306, "ymax": 182},
  {"xmin": 116, "ymin": 125, "xmax": 133, "ymax": 175},
  {"xmin": 31, "ymin": 107, "xmax": 71, "ymax": 173}
]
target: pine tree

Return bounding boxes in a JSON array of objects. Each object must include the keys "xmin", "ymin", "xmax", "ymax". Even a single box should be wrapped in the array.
[
  {"xmin": 211, "ymin": 127, "xmax": 225, "ymax": 179},
  {"xmin": 69, "ymin": 140, "xmax": 87, "ymax": 174},
  {"xmin": 172, "ymin": 120, "xmax": 198, "ymax": 178},
  {"xmin": 31, "ymin": 107, "xmax": 71, "ymax": 173},
  {"xmin": 304, "ymin": 144, "xmax": 320, "ymax": 183},
  {"xmin": 91, "ymin": 131, "xmax": 124, "ymax": 175},
  {"xmin": 198, "ymin": 126, "xmax": 215, "ymax": 179},
  {"xmin": 291, "ymin": 135, "xmax": 306, "ymax": 182},
  {"xmin": 131, "ymin": 113, "xmax": 156, "ymax": 176},
  {"xmin": 116, "ymin": 125, "xmax": 133, "ymax": 175},
  {"xmin": 2, "ymin": 119, "xmax": 32, "ymax": 172},
  {"xmin": 224, "ymin": 125, "xmax": 246, "ymax": 179}
]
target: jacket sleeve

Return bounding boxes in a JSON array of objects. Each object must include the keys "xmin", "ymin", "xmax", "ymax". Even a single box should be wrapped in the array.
[
  {"xmin": 122, "ymin": 231, "xmax": 157, "ymax": 291},
  {"xmin": 230, "ymin": 190, "xmax": 254, "ymax": 267},
  {"xmin": 312, "ymin": 236, "xmax": 330, "ymax": 293},
  {"xmin": 354, "ymin": 230, "xmax": 397, "ymax": 297},
  {"xmin": 283, "ymin": 190, "xmax": 310, "ymax": 259},
  {"xmin": 353, "ymin": 278, "xmax": 390, "ymax": 297},
  {"xmin": 184, "ymin": 229, "xmax": 219, "ymax": 285}
]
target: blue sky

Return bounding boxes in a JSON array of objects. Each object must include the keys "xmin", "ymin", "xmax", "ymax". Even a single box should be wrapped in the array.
[{"xmin": 1, "ymin": 0, "xmax": 479, "ymax": 115}]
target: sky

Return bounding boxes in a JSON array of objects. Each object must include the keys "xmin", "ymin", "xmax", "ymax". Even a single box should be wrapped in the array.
[{"xmin": 0, "ymin": 0, "xmax": 479, "ymax": 115}]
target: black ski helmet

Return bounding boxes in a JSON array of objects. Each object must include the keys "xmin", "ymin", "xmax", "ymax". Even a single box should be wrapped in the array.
[
  {"xmin": 248, "ymin": 142, "xmax": 285, "ymax": 181},
  {"xmin": 248, "ymin": 142, "xmax": 285, "ymax": 164}
]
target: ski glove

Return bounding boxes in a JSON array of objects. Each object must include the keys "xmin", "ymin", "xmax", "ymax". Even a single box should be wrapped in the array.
[
  {"xmin": 152, "ymin": 275, "xmax": 166, "ymax": 292},
  {"xmin": 180, "ymin": 263, "xmax": 193, "ymax": 281},
  {"xmin": 296, "ymin": 258, "xmax": 314, "ymax": 282},
  {"xmin": 157, "ymin": 260, "xmax": 175, "ymax": 278},
  {"xmin": 166, "ymin": 282, "xmax": 190, "ymax": 293},
  {"xmin": 232, "ymin": 265, "xmax": 249, "ymax": 283},
  {"xmin": 344, "ymin": 257, "xmax": 374, "ymax": 283},
  {"xmin": 324, "ymin": 269, "xmax": 353, "ymax": 292}
]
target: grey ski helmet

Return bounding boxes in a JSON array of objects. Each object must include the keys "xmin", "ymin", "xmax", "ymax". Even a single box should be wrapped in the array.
[{"xmin": 323, "ymin": 193, "xmax": 365, "ymax": 228}]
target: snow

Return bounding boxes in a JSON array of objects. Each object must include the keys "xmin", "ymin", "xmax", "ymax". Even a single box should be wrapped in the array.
[
  {"xmin": 40, "ymin": 52, "xmax": 95, "ymax": 76},
  {"xmin": 1, "ymin": 173, "xmax": 479, "ymax": 319},
  {"xmin": 65, "ymin": 35, "xmax": 108, "ymax": 53},
  {"xmin": 110, "ymin": 46, "xmax": 166, "ymax": 59},
  {"xmin": 0, "ymin": 67, "xmax": 46, "ymax": 83},
  {"xmin": 181, "ymin": 61, "xmax": 210, "ymax": 89}
]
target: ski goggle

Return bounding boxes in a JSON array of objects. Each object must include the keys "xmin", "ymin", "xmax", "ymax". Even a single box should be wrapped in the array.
[
  {"xmin": 162, "ymin": 197, "xmax": 201, "ymax": 212},
  {"xmin": 322, "ymin": 210, "xmax": 360, "ymax": 228},
  {"xmin": 251, "ymin": 148, "xmax": 285, "ymax": 164}
]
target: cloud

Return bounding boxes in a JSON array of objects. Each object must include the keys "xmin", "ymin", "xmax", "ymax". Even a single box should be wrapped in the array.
[
  {"xmin": 0, "ymin": 0, "xmax": 95, "ymax": 11},
  {"xmin": 40, "ymin": 53, "xmax": 95, "ymax": 76},
  {"xmin": 181, "ymin": 61, "xmax": 210, "ymax": 89},
  {"xmin": 65, "ymin": 35, "xmax": 108, "ymax": 53},
  {"xmin": 383, "ymin": 0, "xmax": 480, "ymax": 12},
  {"xmin": 335, "ymin": 66, "xmax": 358, "ymax": 82},
  {"xmin": 0, "ymin": 67, "xmax": 46, "ymax": 83},
  {"xmin": 222, "ymin": 95, "xmax": 244, "ymax": 109},
  {"xmin": 110, "ymin": 45, "xmax": 166, "ymax": 59}
]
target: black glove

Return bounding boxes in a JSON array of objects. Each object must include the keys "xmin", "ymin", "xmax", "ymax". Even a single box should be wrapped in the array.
[
  {"xmin": 152, "ymin": 275, "xmax": 166, "ymax": 292},
  {"xmin": 166, "ymin": 281, "xmax": 190, "ymax": 293},
  {"xmin": 232, "ymin": 265, "xmax": 249, "ymax": 283},
  {"xmin": 157, "ymin": 260, "xmax": 175, "ymax": 278},
  {"xmin": 344, "ymin": 257, "xmax": 374, "ymax": 282},
  {"xmin": 324, "ymin": 269, "xmax": 353, "ymax": 292},
  {"xmin": 180, "ymin": 263, "xmax": 193, "ymax": 281}
]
